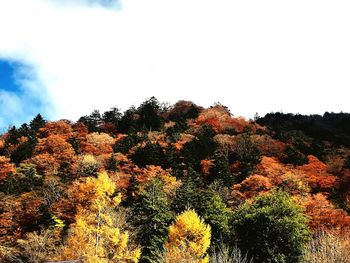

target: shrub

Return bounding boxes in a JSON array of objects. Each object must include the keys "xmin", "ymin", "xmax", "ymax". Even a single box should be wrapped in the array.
[{"xmin": 232, "ymin": 191, "xmax": 310, "ymax": 263}]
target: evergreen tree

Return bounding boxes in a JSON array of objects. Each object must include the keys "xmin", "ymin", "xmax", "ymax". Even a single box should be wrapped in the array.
[
  {"xmin": 78, "ymin": 110, "xmax": 102, "ymax": 132},
  {"xmin": 201, "ymin": 191, "xmax": 232, "ymax": 245},
  {"xmin": 137, "ymin": 97, "xmax": 163, "ymax": 131},
  {"xmin": 210, "ymin": 152, "xmax": 233, "ymax": 185},
  {"xmin": 181, "ymin": 125, "xmax": 217, "ymax": 167},
  {"xmin": 117, "ymin": 106, "xmax": 138, "ymax": 133},
  {"xmin": 232, "ymin": 191, "xmax": 310, "ymax": 263},
  {"xmin": 133, "ymin": 178, "xmax": 173, "ymax": 263},
  {"xmin": 29, "ymin": 114, "xmax": 46, "ymax": 132},
  {"xmin": 172, "ymin": 172, "xmax": 202, "ymax": 214},
  {"xmin": 131, "ymin": 141, "xmax": 166, "ymax": 168},
  {"xmin": 102, "ymin": 107, "xmax": 122, "ymax": 124}
]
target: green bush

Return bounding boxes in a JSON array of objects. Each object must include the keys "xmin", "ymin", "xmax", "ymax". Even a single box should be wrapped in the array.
[{"xmin": 232, "ymin": 191, "xmax": 310, "ymax": 263}]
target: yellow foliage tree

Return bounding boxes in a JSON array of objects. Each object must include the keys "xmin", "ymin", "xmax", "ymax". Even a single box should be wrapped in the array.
[
  {"xmin": 164, "ymin": 209, "xmax": 211, "ymax": 263},
  {"xmin": 62, "ymin": 172, "xmax": 140, "ymax": 263}
]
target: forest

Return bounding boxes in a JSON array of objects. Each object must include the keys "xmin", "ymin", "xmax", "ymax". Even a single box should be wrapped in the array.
[{"xmin": 1, "ymin": 97, "xmax": 350, "ymax": 263}]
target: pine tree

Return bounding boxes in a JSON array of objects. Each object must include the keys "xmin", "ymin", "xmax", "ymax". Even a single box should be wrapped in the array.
[
  {"xmin": 201, "ymin": 191, "xmax": 232, "ymax": 244},
  {"xmin": 29, "ymin": 114, "xmax": 46, "ymax": 132},
  {"xmin": 133, "ymin": 178, "xmax": 173, "ymax": 262}
]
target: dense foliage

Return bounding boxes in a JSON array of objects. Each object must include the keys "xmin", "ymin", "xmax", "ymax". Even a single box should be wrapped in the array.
[{"xmin": 1, "ymin": 98, "xmax": 350, "ymax": 262}]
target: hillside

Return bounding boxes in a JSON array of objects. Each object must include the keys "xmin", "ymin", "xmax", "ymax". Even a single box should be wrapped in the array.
[{"xmin": 1, "ymin": 97, "xmax": 350, "ymax": 263}]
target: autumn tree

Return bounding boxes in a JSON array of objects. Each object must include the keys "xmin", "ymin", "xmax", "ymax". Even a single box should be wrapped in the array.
[
  {"xmin": 164, "ymin": 209, "xmax": 211, "ymax": 263},
  {"xmin": 0, "ymin": 156, "xmax": 15, "ymax": 182},
  {"xmin": 300, "ymin": 193, "xmax": 350, "ymax": 230},
  {"xmin": 297, "ymin": 155, "xmax": 337, "ymax": 192},
  {"xmin": 77, "ymin": 154, "xmax": 100, "ymax": 177},
  {"xmin": 16, "ymin": 228, "xmax": 61, "ymax": 263},
  {"xmin": 231, "ymin": 174, "xmax": 273, "ymax": 204},
  {"xmin": 0, "ymin": 194, "xmax": 21, "ymax": 246},
  {"xmin": 167, "ymin": 100, "xmax": 202, "ymax": 121},
  {"xmin": 38, "ymin": 120, "xmax": 73, "ymax": 140},
  {"xmin": 62, "ymin": 172, "xmax": 140, "ymax": 262}
]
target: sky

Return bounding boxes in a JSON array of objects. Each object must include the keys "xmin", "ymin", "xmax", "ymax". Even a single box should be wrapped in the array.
[{"xmin": 0, "ymin": 0, "xmax": 350, "ymax": 129}]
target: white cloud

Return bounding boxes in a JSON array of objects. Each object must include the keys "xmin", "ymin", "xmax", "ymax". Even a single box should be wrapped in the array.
[{"xmin": 0, "ymin": 0, "xmax": 350, "ymax": 125}]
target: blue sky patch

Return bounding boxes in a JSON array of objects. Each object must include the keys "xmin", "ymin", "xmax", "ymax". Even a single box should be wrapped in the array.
[
  {"xmin": 0, "ymin": 59, "xmax": 51, "ymax": 132},
  {"xmin": 0, "ymin": 60, "xmax": 22, "ymax": 93}
]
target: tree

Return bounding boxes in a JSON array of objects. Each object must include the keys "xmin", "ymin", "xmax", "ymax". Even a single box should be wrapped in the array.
[
  {"xmin": 298, "ymin": 155, "xmax": 337, "ymax": 192},
  {"xmin": 232, "ymin": 191, "xmax": 310, "ymax": 263},
  {"xmin": 181, "ymin": 125, "xmax": 217, "ymax": 166},
  {"xmin": 1, "ymin": 164, "xmax": 42, "ymax": 195},
  {"xmin": 78, "ymin": 110, "xmax": 102, "ymax": 132},
  {"xmin": 132, "ymin": 178, "xmax": 174, "ymax": 262},
  {"xmin": 0, "ymin": 156, "xmax": 15, "ymax": 182},
  {"xmin": 39, "ymin": 121, "xmax": 73, "ymax": 140},
  {"xmin": 172, "ymin": 174, "xmax": 202, "ymax": 214},
  {"xmin": 300, "ymin": 193, "xmax": 350, "ymax": 230},
  {"xmin": 167, "ymin": 100, "xmax": 202, "ymax": 121},
  {"xmin": 33, "ymin": 135, "xmax": 76, "ymax": 164},
  {"xmin": 137, "ymin": 97, "xmax": 163, "ymax": 131},
  {"xmin": 77, "ymin": 154, "xmax": 100, "ymax": 177},
  {"xmin": 209, "ymin": 152, "xmax": 233, "ymax": 185},
  {"xmin": 195, "ymin": 105, "xmax": 249, "ymax": 134},
  {"xmin": 231, "ymin": 133, "xmax": 261, "ymax": 181},
  {"xmin": 231, "ymin": 175, "xmax": 273, "ymax": 204},
  {"xmin": 201, "ymin": 191, "xmax": 232, "ymax": 244},
  {"xmin": 117, "ymin": 106, "xmax": 138, "ymax": 133},
  {"xmin": 164, "ymin": 209, "xmax": 211, "ymax": 263},
  {"xmin": 62, "ymin": 172, "xmax": 140, "ymax": 262},
  {"xmin": 131, "ymin": 142, "xmax": 166, "ymax": 168},
  {"xmin": 30, "ymin": 135, "xmax": 76, "ymax": 176},
  {"xmin": 29, "ymin": 114, "xmax": 46, "ymax": 132},
  {"xmin": 102, "ymin": 106, "xmax": 122, "ymax": 124},
  {"xmin": 16, "ymin": 228, "xmax": 61, "ymax": 263}
]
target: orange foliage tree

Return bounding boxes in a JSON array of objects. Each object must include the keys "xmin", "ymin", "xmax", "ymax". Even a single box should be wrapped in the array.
[
  {"xmin": 194, "ymin": 105, "xmax": 250, "ymax": 134},
  {"xmin": 29, "ymin": 135, "xmax": 76, "ymax": 175},
  {"xmin": 232, "ymin": 174, "xmax": 273, "ymax": 203},
  {"xmin": 39, "ymin": 120, "xmax": 73, "ymax": 140},
  {"xmin": 298, "ymin": 155, "xmax": 337, "ymax": 192},
  {"xmin": 0, "ymin": 156, "xmax": 16, "ymax": 181},
  {"xmin": 299, "ymin": 193, "xmax": 350, "ymax": 231},
  {"xmin": 81, "ymin": 132, "xmax": 114, "ymax": 155}
]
